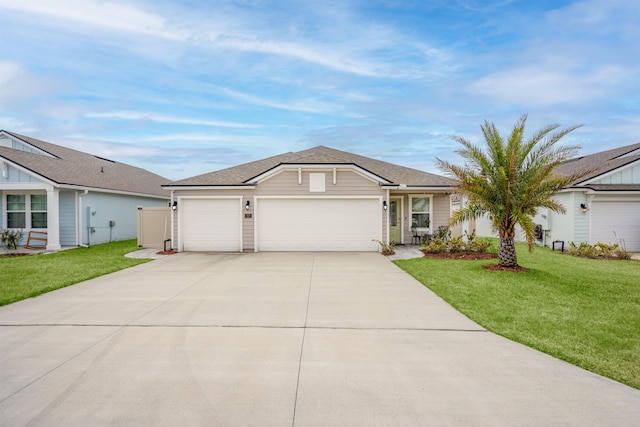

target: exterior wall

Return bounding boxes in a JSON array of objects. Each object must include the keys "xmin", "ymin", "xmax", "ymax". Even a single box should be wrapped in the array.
[
  {"xmin": 389, "ymin": 191, "xmax": 451, "ymax": 244},
  {"xmin": 80, "ymin": 192, "xmax": 168, "ymax": 245},
  {"xmin": 171, "ymin": 169, "xmax": 392, "ymax": 252},
  {"xmin": 2, "ymin": 163, "xmax": 39, "ymax": 183},
  {"xmin": 59, "ymin": 191, "xmax": 77, "ymax": 246},
  {"xmin": 573, "ymin": 192, "xmax": 590, "ymax": 244}
]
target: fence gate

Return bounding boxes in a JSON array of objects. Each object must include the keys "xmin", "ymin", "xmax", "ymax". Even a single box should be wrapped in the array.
[{"xmin": 136, "ymin": 207, "xmax": 171, "ymax": 249}]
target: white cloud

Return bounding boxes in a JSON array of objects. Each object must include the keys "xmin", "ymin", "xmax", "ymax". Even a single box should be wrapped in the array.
[
  {"xmin": 0, "ymin": 61, "xmax": 65, "ymax": 107},
  {"xmin": 0, "ymin": 0, "xmax": 185, "ymax": 40},
  {"xmin": 85, "ymin": 111, "xmax": 260, "ymax": 129}
]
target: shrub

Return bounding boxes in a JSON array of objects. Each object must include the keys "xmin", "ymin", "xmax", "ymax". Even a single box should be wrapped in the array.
[
  {"xmin": 0, "ymin": 229, "xmax": 24, "ymax": 250},
  {"xmin": 373, "ymin": 239, "xmax": 396, "ymax": 256},
  {"xmin": 448, "ymin": 236, "xmax": 466, "ymax": 252},
  {"xmin": 568, "ymin": 241, "xmax": 629, "ymax": 260},
  {"xmin": 422, "ymin": 238, "xmax": 448, "ymax": 253}
]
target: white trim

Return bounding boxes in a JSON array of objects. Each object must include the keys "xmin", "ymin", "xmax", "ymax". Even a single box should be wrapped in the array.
[
  {"xmin": 409, "ymin": 194, "xmax": 434, "ymax": 232},
  {"xmin": 162, "ymin": 185, "xmax": 255, "ymax": 191},
  {"xmin": 177, "ymin": 195, "xmax": 243, "ymax": 252},
  {"xmin": 388, "ymin": 194, "xmax": 404, "ymax": 244},
  {"xmin": 382, "ymin": 185, "xmax": 452, "ymax": 191}
]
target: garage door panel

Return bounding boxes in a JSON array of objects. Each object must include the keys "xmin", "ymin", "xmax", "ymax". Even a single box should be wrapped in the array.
[
  {"xmin": 257, "ymin": 199, "xmax": 380, "ymax": 251},
  {"xmin": 591, "ymin": 201, "xmax": 640, "ymax": 252},
  {"xmin": 181, "ymin": 199, "xmax": 242, "ymax": 252}
]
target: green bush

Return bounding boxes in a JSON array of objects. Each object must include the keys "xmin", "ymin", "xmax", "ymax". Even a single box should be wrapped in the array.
[
  {"xmin": 568, "ymin": 241, "xmax": 628, "ymax": 260},
  {"xmin": 0, "ymin": 229, "xmax": 24, "ymax": 250}
]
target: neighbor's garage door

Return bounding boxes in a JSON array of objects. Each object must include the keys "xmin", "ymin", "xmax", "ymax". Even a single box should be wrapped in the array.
[
  {"xmin": 180, "ymin": 198, "xmax": 242, "ymax": 252},
  {"xmin": 256, "ymin": 198, "xmax": 380, "ymax": 251},
  {"xmin": 591, "ymin": 200, "xmax": 640, "ymax": 251}
]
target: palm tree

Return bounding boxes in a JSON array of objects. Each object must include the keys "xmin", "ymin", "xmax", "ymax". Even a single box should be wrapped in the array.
[{"xmin": 438, "ymin": 114, "xmax": 587, "ymax": 268}]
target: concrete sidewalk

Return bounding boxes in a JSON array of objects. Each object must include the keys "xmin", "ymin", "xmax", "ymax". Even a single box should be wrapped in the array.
[{"xmin": 0, "ymin": 252, "xmax": 638, "ymax": 426}]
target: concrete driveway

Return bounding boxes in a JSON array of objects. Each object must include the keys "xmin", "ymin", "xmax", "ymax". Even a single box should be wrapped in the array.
[{"xmin": 0, "ymin": 252, "xmax": 638, "ymax": 426}]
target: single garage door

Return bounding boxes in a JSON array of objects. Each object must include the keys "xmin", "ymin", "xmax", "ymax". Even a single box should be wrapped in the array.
[
  {"xmin": 256, "ymin": 198, "xmax": 381, "ymax": 251},
  {"xmin": 591, "ymin": 200, "xmax": 640, "ymax": 251},
  {"xmin": 180, "ymin": 198, "xmax": 242, "ymax": 252}
]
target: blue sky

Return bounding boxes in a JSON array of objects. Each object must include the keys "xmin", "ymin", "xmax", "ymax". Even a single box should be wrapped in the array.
[{"xmin": 1, "ymin": 0, "xmax": 638, "ymax": 180}]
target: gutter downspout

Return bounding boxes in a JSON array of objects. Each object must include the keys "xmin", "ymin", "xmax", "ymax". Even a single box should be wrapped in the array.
[{"xmin": 78, "ymin": 190, "xmax": 89, "ymax": 247}]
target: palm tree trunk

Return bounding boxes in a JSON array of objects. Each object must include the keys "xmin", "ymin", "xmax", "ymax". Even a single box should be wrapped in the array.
[{"xmin": 498, "ymin": 236, "xmax": 518, "ymax": 267}]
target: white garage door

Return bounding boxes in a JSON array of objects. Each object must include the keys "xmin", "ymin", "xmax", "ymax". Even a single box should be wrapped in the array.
[
  {"xmin": 180, "ymin": 198, "xmax": 242, "ymax": 252},
  {"xmin": 591, "ymin": 200, "xmax": 640, "ymax": 251},
  {"xmin": 257, "ymin": 198, "xmax": 381, "ymax": 251}
]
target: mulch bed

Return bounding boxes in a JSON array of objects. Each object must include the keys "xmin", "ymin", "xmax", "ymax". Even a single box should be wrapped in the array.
[
  {"xmin": 482, "ymin": 264, "xmax": 530, "ymax": 273},
  {"xmin": 0, "ymin": 253, "xmax": 33, "ymax": 258},
  {"xmin": 156, "ymin": 249, "xmax": 178, "ymax": 255},
  {"xmin": 421, "ymin": 250, "xmax": 530, "ymax": 272},
  {"xmin": 421, "ymin": 251, "xmax": 497, "ymax": 260}
]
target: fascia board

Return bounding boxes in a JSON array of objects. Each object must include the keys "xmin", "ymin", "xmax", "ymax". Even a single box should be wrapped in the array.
[{"xmin": 162, "ymin": 185, "xmax": 256, "ymax": 191}]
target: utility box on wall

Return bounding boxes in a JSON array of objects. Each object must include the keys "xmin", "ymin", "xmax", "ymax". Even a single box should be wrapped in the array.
[{"xmin": 136, "ymin": 206, "xmax": 171, "ymax": 249}]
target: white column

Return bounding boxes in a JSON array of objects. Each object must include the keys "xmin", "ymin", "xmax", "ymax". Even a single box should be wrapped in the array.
[{"xmin": 46, "ymin": 188, "xmax": 61, "ymax": 250}]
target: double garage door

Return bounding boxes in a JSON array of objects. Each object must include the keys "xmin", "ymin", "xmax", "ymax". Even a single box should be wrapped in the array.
[
  {"xmin": 180, "ymin": 198, "xmax": 381, "ymax": 252},
  {"xmin": 591, "ymin": 200, "xmax": 640, "ymax": 252}
]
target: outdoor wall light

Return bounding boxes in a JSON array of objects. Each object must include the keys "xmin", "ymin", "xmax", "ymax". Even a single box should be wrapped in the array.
[
  {"xmin": 383, "ymin": 201, "xmax": 388, "ymax": 210},
  {"xmin": 245, "ymin": 200, "xmax": 251, "ymax": 210},
  {"xmin": 172, "ymin": 201, "xmax": 177, "ymax": 211},
  {"xmin": 580, "ymin": 203, "xmax": 588, "ymax": 213}
]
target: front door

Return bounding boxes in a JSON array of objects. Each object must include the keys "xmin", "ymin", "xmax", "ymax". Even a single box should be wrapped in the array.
[{"xmin": 389, "ymin": 197, "xmax": 402, "ymax": 243}]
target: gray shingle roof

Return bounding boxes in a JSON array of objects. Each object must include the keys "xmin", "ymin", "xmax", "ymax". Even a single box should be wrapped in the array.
[
  {"xmin": 0, "ymin": 131, "xmax": 169, "ymax": 198},
  {"xmin": 168, "ymin": 146, "xmax": 455, "ymax": 187},
  {"xmin": 555, "ymin": 143, "xmax": 640, "ymax": 188}
]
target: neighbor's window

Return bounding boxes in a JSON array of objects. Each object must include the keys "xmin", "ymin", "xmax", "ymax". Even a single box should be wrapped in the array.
[
  {"xmin": 5, "ymin": 193, "xmax": 47, "ymax": 229},
  {"xmin": 411, "ymin": 196, "xmax": 431, "ymax": 228},
  {"xmin": 30, "ymin": 194, "xmax": 48, "ymax": 228},
  {"xmin": 6, "ymin": 194, "xmax": 26, "ymax": 228}
]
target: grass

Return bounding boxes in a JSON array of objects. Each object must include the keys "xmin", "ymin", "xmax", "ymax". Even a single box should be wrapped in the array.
[
  {"xmin": 0, "ymin": 240, "xmax": 151, "ymax": 306},
  {"xmin": 395, "ymin": 242, "xmax": 640, "ymax": 390}
]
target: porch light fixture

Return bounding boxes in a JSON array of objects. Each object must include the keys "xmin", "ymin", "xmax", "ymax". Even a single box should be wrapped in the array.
[
  {"xmin": 383, "ymin": 201, "xmax": 388, "ymax": 210},
  {"xmin": 172, "ymin": 201, "xmax": 177, "ymax": 211},
  {"xmin": 245, "ymin": 200, "xmax": 251, "ymax": 210},
  {"xmin": 580, "ymin": 203, "xmax": 588, "ymax": 213}
]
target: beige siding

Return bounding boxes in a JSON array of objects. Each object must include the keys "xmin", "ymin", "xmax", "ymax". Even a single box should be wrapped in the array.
[
  {"xmin": 172, "ymin": 169, "xmax": 386, "ymax": 252},
  {"xmin": 391, "ymin": 191, "xmax": 451, "ymax": 244}
]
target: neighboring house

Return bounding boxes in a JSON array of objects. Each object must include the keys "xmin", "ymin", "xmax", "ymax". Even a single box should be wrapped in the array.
[
  {"xmin": 0, "ymin": 130, "xmax": 170, "ymax": 250},
  {"xmin": 475, "ymin": 143, "xmax": 640, "ymax": 251},
  {"xmin": 163, "ymin": 146, "xmax": 455, "ymax": 252}
]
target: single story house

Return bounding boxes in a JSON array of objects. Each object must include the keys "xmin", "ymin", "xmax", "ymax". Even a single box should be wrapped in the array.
[
  {"xmin": 0, "ymin": 130, "xmax": 170, "ymax": 250},
  {"xmin": 475, "ymin": 143, "xmax": 640, "ymax": 251},
  {"xmin": 163, "ymin": 146, "xmax": 455, "ymax": 252}
]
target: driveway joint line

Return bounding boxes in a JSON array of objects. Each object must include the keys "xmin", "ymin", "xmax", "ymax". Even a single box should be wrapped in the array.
[
  {"xmin": 0, "ymin": 324, "xmax": 487, "ymax": 332},
  {"xmin": 291, "ymin": 254, "xmax": 315, "ymax": 427}
]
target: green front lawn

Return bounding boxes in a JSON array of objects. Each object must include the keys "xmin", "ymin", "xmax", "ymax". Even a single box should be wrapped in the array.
[
  {"xmin": 396, "ymin": 243, "xmax": 640, "ymax": 389},
  {"xmin": 0, "ymin": 240, "xmax": 151, "ymax": 306}
]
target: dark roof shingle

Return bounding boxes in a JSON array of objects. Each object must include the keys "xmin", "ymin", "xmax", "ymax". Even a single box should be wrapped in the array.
[
  {"xmin": 0, "ymin": 131, "xmax": 169, "ymax": 198},
  {"xmin": 168, "ymin": 146, "xmax": 454, "ymax": 187},
  {"xmin": 555, "ymin": 143, "xmax": 640, "ymax": 188}
]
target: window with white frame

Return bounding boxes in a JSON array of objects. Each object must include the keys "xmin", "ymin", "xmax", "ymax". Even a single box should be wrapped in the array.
[
  {"xmin": 5, "ymin": 193, "xmax": 47, "ymax": 229},
  {"xmin": 411, "ymin": 196, "xmax": 431, "ymax": 229}
]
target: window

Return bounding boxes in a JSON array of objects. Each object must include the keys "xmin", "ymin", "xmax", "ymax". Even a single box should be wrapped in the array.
[
  {"xmin": 30, "ymin": 195, "xmax": 48, "ymax": 228},
  {"xmin": 6, "ymin": 195, "xmax": 26, "ymax": 228},
  {"xmin": 411, "ymin": 196, "xmax": 431, "ymax": 229},
  {"xmin": 5, "ymin": 193, "xmax": 47, "ymax": 229}
]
